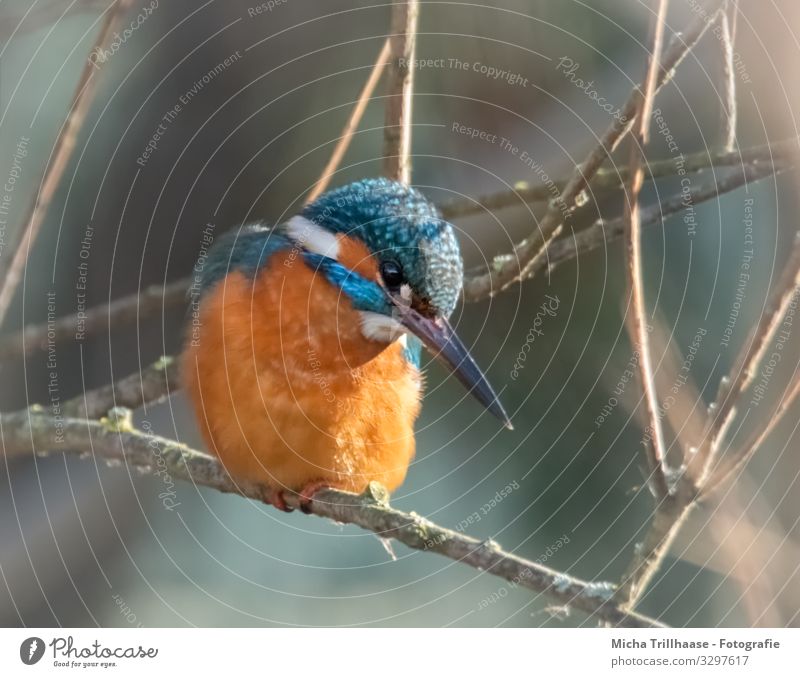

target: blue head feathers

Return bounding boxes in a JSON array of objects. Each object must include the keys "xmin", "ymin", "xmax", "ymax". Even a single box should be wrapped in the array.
[{"xmin": 300, "ymin": 178, "xmax": 464, "ymax": 318}]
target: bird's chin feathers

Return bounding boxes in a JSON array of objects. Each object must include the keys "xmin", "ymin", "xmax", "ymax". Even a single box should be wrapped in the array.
[{"xmin": 359, "ymin": 311, "xmax": 408, "ymax": 346}]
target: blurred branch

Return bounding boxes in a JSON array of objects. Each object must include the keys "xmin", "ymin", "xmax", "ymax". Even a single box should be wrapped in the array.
[
  {"xmin": 622, "ymin": 0, "xmax": 672, "ymax": 499},
  {"xmin": 709, "ymin": 365, "xmax": 800, "ymax": 495},
  {"xmin": 306, "ymin": 39, "xmax": 392, "ymax": 203},
  {"xmin": 0, "ymin": 0, "xmax": 134, "ymax": 330},
  {"xmin": 0, "ymin": 279, "xmax": 186, "ymax": 361},
  {"xmin": 0, "ymin": 407, "xmax": 664, "ymax": 629},
  {"xmin": 382, "ymin": 0, "xmax": 418, "ymax": 183},
  {"xmin": 2, "ymin": 142, "xmax": 795, "ymax": 362},
  {"xmin": 698, "ymin": 233, "xmax": 800, "ymax": 491},
  {"xmin": 718, "ymin": 2, "xmax": 738, "ymax": 152},
  {"xmin": 545, "ymin": 159, "xmax": 793, "ymax": 274},
  {"xmin": 443, "ymin": 139, "xmax": 794, "ymax": 222},
  {"xmin": 61, "ymin": 355, "xmax": 180, "ymax": 419},
  {"xmin": 461, "ymin": 0, "xmax": 726, "ymax": 301},
  {"xmin": 615, "ymin": 205, "xmax": 800, "ymax": 610}
]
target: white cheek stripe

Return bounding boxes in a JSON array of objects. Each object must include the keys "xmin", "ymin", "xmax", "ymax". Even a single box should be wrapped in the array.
[
  {"xmin": 285, "ymin": 215, "xmax": 340, "ymax": 259},
  {"xmin": 359, "ymin": 311, "xmax": 407, "ymax": 344}
]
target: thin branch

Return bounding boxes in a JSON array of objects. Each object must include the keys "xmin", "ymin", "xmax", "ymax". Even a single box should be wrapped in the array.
[
  {"xmin": 2, "ymin": 144, "xmax": 794, "ymax": 363},
  {"xmin": 612, "ymin": 0, "xmax": 677, "ymax": 606},
  {"xmin": 708, "ymin": 367, "xmax": 800, "ymax": 495},
  {"xmin": 382, "ymin": 0, "xmax": 419, "ymax": 183},
  {"xmin": 622, "ymin": 0, "xmax": 671, "ymax": 499},
  {"xmin": 305, "ymin": 39, "xmax": 392, "ymax": 203},
  {"xmin": 462, "ymin": 0, "xmax": 726, "ymax": 301},
  {"xmin": 718, "ymin": 2, "xmax": 738, "ymax": 152},
  {"xmin": 0, "ymin": 0, "xmax": 134, "ymax": 330},
  {"xmin": 544, "ymin": 160, "xmax": 793, "ymax": 276},
  {"xmin": 442, "ymin": 141, "xmax": 797, "ymax": 222},
  {"xmin": 0, "ymin": 407, "xmax": 664, "ymax": 628},
  {"xmin": 61, "ymin": 355, "xmax": 180, "ymax": 419},
  {"xmin": 0, "ymin": 279, "xmax": 186, "ymax": 361},
  {"xmin": 693, "ymin": 233, "xmax": 800, "ymax": 487}
]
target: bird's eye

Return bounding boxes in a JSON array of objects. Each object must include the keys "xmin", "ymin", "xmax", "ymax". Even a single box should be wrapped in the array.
[{"xmin": 380, "ymin": 259, "xmax": 404, "ymax": 289}]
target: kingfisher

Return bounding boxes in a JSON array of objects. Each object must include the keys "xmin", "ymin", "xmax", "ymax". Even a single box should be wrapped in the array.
[{"xmin": 182, "ymin": 178, "xmax": 511, "ymax": 512}]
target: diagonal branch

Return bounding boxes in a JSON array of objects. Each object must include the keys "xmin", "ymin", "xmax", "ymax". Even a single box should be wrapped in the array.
[
  {"xmin": 443, "ymin": 141, "xmax": 796, "ymax": 222},
  {"xmin": 0, "ymin": 407, "xmax": 664, "ymax": 629},
  {"xmin": 697, "ymin": 233, "xmax": 800, "ymax": 491},
  {"xmin": 462, "ymin": 0, "xmax": 726, "ymax": 301},
  {"xmin": 544, "ymin": 161, "xmax": 794, "ymax": 277},
  {"xmin": 622, "ymin": 0, "xmax": 672, "ymax": 499},
  {"xmin": 0, "ymin": 0, "xmax": 134, "ymax": 330},
  {"xmin": 382, "ymin": 0, "xmax": 419, "ymax": 183},
  {"xmin": 305, "ymin": 38, "xmax": 392, "ymax": 203},
  {"xmin": 0, "ymin": 279, "xmax": 186, "ymax": 361},
  {"xmin": 718, "ymin": 1, "xmax": 738, "ymax": 152}
]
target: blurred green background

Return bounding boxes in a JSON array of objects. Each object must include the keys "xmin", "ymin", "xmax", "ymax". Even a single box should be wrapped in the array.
[{"xmin": 1, "ymin": 0, "xmax": 799, "ymax": 627}]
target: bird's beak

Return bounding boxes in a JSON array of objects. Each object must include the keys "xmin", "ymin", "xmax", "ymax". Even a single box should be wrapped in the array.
[{"xmin": 391, "ymin": 301, "xmax": 513, "ymax": 430}]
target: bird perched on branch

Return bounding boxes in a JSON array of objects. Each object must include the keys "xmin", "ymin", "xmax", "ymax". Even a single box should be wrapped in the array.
[{"xmin": 182, "ymin": 178, "xmax": 511, "ymax": 512}]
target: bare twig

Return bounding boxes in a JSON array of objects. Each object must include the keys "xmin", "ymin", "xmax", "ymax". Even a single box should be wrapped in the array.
[
  {"xmin": 693, "ymin": 234, "xmax": 800, "ymax": 487},
  {"xmin": 543, "ymin": 160, "xmax": 793, "ymax": 276},
  {"xmin": 622, "ymin": 0, "xmax": 671, "ymax": 499},
  {"xmin": 612, "ymin": 228, "xmax": 800, "ymax": 609},
  {"xmin": 0, "ymin": 407, "xmax": 664, "ymax": 628},
  {"xmin": 0, "ymin": 279, "xmax": 187, "ymax": 361},
  {"xmin": 61, "ymin": 355, "xmax": 180, "ymax": 419},
  {"xmin": 306, "ymin": 39, "xmax": 392, "ymax": 203},
  {"xmin": 462, "ymin": 0, "xmax": 726, "ymax": 301},
  {"xmin": 718, "ymin": 2, "xmax": 738, "ymax": 152},
  {"xmin": 709, "ymin": 368, "xmax": 800, "ymax": 495},
  {"xmin": 0, "ymin": 0, "xmax": 134, "ymax": 330},
  {"xmin": 442, "ymin": 141, "xmax": 797, "ymax": 222},
  {"xmin": 382, "ymin": 0, "xmax": 419, "ymax": 183}
]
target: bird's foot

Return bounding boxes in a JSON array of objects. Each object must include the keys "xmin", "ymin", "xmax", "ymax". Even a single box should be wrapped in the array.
[
  {"xmin": 270, "ymin": 490, "xmax": 294, "ymax": 513},
  {"xmin": 296, "ymin": 479, "xmax": 340, "ymax": 514}
]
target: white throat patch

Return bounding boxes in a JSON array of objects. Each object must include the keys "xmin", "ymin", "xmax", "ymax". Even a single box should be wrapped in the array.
[
  {"xmin": 285, "ymin": 215, "xmax": 340, "ymax": 259},
  {"xmin": 359, "ymin": 311, "xmax": 407, "ymax": 344}
]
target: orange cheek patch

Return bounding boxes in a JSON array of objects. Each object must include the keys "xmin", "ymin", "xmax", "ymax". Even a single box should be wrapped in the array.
[{"xmin": 336, "ymin": 234, "xmax": 380, "ymax": 282}]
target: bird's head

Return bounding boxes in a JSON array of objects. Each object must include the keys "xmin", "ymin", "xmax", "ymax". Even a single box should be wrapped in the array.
[{"xmin": 282, "ymin": 177, "xmax": 511, "ymax": 429}]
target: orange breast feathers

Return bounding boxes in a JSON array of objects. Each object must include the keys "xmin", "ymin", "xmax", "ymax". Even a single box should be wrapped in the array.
[{"xmin": 181, "ymin": 234, "xmax": 422, "ymax": 496}]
